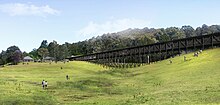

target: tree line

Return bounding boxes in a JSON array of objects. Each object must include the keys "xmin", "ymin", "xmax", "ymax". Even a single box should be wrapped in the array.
[
  {"xmin": 64, "ymin": 24, "xmax": 220, "ymax": 55},
  {"xmin": 1, "ymin": 24, "xmax": 220, "ymax": 65}
]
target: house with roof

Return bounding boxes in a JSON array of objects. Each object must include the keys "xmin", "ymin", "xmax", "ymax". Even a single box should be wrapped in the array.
[
  {"xmin": 43, "ymin": 56, "xmax": 55, "ymax": 62},
  {"xmin": 23, "ymin": 56, "xmax": 34, "ymax": 62}
]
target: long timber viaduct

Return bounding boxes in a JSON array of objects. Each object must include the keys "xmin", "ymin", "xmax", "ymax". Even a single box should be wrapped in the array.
[{"xmin": 68, "ymin": 33, "xmax": 220, "ymax": 68}]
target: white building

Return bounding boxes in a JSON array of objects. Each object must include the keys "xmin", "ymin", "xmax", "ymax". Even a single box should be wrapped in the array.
[{"xmin": 23, "ymin": 56, "xmax": 34, "ymax": 62}]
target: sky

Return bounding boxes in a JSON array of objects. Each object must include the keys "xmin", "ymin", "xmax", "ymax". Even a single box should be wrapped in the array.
[{"xmin": 0, "ymin": 0, "xmax": 220, "ymax": 52}]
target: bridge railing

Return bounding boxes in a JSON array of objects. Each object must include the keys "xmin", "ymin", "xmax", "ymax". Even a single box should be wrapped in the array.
[{"xmin": 67, "ymin": 33, "xmax": 220, "ymax": 67}]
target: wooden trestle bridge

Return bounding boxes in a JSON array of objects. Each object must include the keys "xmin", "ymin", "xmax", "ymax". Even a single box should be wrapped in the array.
[{"xmin": 68, "ymin": 33, "xmax": 220, "ymax": 68}]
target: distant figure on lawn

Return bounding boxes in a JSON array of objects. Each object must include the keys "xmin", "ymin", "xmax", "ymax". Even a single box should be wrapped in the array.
[
  {"xmin": 184, "ymin": 56, "xmax": 187, "ymax": 62},
  {"xmin": 169, "ymin": 60, "xmax": 172, "ymax": 64},
  {"xmin": 194, "ymin": 52, "xmax": 198, "ymax": 57},
  {"xmin": 45, "ymin": 81, "xmax": 48, "ymax": 88},
  {"xmin": 194, "ymin": 50, "xmax": 203, "ymax": 57},
  {"xmin": 42, "ymin": 80, "xmax": 45, "ymax": 89},
  {"xmin": 199, "ymin": 50, "xmax": 203, "ymax": 53},
  {"xmin": 66, "ymin": 75, "xmax": 69, "ymax": 80}
]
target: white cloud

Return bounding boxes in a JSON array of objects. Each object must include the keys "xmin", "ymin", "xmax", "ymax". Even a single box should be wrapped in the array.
[
  {"xmin": 0, "ymin": 3, "xmax": 60, "ymax": 17},
  {"xmin": 77, "ymin": 18, "xmax": 151, "ymax": 38}
]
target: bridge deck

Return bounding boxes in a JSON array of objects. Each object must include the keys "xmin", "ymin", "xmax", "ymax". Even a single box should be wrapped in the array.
[{"xmin": 68, "ymin": 33, "xmax": 220, "ymax": 65}]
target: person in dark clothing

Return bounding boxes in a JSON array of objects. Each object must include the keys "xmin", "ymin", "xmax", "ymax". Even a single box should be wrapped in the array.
[
  {"xmin": 184, "ymin": 56, "xmax": 187, "ymax": 61},
  {"xmin": 45, "ymin": 81, "xmax": 48, "ymax": 88},
  {"xmin": 42, "ymin": 80, "xmax": 45, "ymax": 89},
  {"xmin": 169, "ymin": 60, "xmax": 172, "ymax": 64},
  {"xmin": 66, "ymin": 75, "xmax": 69, "ymax": 80}
]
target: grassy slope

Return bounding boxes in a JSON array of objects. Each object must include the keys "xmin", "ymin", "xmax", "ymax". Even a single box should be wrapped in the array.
[{"xmin": 0, "ymin": 48, "xmax": 220, "ymax": 105}]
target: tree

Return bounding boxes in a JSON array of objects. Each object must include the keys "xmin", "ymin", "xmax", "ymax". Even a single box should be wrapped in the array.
[
  {"xmin": 38, "ymin": 48, "xmax": 49, "ymax": 59},
  {"xmin": 165, "ymin": 27, "xmax": 185, "ymax": 40},
  {"xmin": 57, "ymin": 44, "xmax": 69, "ymax": 60},
  {"xmin": 6, "ymin": 46, "xmax": 21, "ymax": 64},
  {"xmin": 202, "ymin": 24, "xmax": 211, "ymax": 35},
  {"xmin": 29, "ymin": 48, "xmax": 39, "ymax": 60},
  {"xmin": 23, "ymin": 51, "xmax": 29, "ymax": 57},
  {"xmin": 195, "ymin": 27, "xmax": 202, "ymax": 36},
  {"xmin": 60, "ymin": 44, "xmax": 70, "ymax": 59},
  {"xmin": 0, "ymin": 50, "xmax": 7, "ymax": 65},
  {"xmin": 155, "ymin": 29, "xmax": 170, "ymax": 42},
  {"xmin": 39, "ymin": 40, "xmax": 48, "ymax": 49},
  {"xmin": 48, "ymin": 40, "xmax": 59, "ymax": 61},
  {"xmin": 181, "ymin": 25, "xmax": 195, "ymax": 38},
  {"xmin": 12, "ymin": 50, "xmax": 23, "ymax": 65},
  {"xmin": 209, "ymin": 25, "xmax": 220, "ymax": 33},
  {"xmin": 1, "ymin": 46, "xmax": 23, "ymax": 65}
]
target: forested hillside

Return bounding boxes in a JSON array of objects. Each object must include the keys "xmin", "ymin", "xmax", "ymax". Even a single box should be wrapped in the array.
[
  {"xmin": 1, "ymin": 24, "xmax": 220, "ymax": 65},
  {"xmin": 67, "ymin": 24, "xmax": 220, "ymax": 55}
]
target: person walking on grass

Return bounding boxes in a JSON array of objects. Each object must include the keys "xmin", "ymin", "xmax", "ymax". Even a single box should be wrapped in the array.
[
  {"xmin": 42, "ymin": 80, "xmax": 45, "ymax": 89},
  {"xmin": 184, "ymin": 56, "xmax": 187, "ymax": 62},
  {"xmin": 169, "ymin": 59, "xmax": 172, "ymax": 64},
  {"xmin": 45, "ymin": 81, "xmax": 48, "ymax": 88},
  {"xmin": 66, "ymin": 75, "xmax": 69, "ymax": 80}
]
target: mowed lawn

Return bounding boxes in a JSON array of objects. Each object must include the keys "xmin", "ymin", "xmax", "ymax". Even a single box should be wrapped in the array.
[{"xmin": 0, "ymin": 48, "xmax": 220, "ymax": 105}]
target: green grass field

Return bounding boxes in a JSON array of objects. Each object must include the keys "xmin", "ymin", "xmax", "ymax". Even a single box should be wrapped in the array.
[{"xmin": 0, "ymin": 48, "xmax": 220, "ymax": 105}]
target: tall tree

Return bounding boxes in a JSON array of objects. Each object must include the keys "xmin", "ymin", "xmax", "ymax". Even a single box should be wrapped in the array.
[
  {"xmin": 39, "ymin": 40, "xmax": 48, "ymax": 49},
  {"xmin": 48, "ymin": 40, "xmax": 59, "ymax": 61},
  {"xmin": 201, "ymin": 24, "xmax": 210, "ymax": 35},
  {"xmin": 6, "ymin": 46, "xmax": 21, "ymax": 63},
  {"xmin": 209, "ymin": 25, "xmax": 220, "ymax": 33},
  {"xmin": 23, "ymin": 51, "xmax": 29, "ymax": 57},
  {"xmin": 12, "ymin": 50, "xmax": 23, "ymax": 65},
  {"xmin": 29, "ymin": 48, "xmax": 39, "ymax": 60},
  {"xmin": 195, "ymin": 27, "xmax": 202, "ymax": 36},
  {"xmin": 0, "ymin": 50, "xmax": 7, "ymax": 65},
  {"xmin": 165, "ymin": 27, "xmax": 185, "ymax": 40},
  {"xmin": 155, "ymin": 29, "xmax": 170, "ymax": 42},
  {"xmin": 181, "ymin": 25, "xmax": 195, "ymax": 38},
  {"xmin": 38, "ymin": 48, "xmax": 49, "ymax": 59},
  {"xmin": 57, "ymin": 44, "xmax": 69, "ymax": 60}
]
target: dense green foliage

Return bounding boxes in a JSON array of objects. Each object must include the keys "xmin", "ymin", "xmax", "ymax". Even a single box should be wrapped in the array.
[
  {"xmin": 1, "ymin": 24, "xmax": 220, "ymax": 64},
  {"xmin": 33, "ymin": 24, "xmax": 220, "ymax": 59},
  {"xmin": 0, "ymin": 48, "xmax": 219, "ymax": 104},
  {"xmin": 37, "ymin": 48, "xmax": 49, "ymax": 60},
  {"xmin": 0, "ymin": 46, "xmax": 23, "ymax": 65}
]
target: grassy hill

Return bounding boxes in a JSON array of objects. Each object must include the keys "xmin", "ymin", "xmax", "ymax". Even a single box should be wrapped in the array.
[{"xmin": 0, "ymin": 48, "xmax": 220, "ymax": 105}]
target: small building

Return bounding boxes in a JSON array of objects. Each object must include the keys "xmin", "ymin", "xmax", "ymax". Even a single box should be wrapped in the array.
[
  {"xmin": 23, "ymin": 56, "xmax": 34, "ymax": 62},
  {"xmin": 34, "ymin": 59, "xmax": 41, "ymax": 62},
  {"xmin": 43, "ymin": 57, "xmax": 54, "ymax": 62}
]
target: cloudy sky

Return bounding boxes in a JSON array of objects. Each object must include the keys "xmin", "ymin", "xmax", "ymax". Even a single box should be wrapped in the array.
[{"xmin": 0, "ymin": 0, "xmax": 220, "ymax": 52}]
